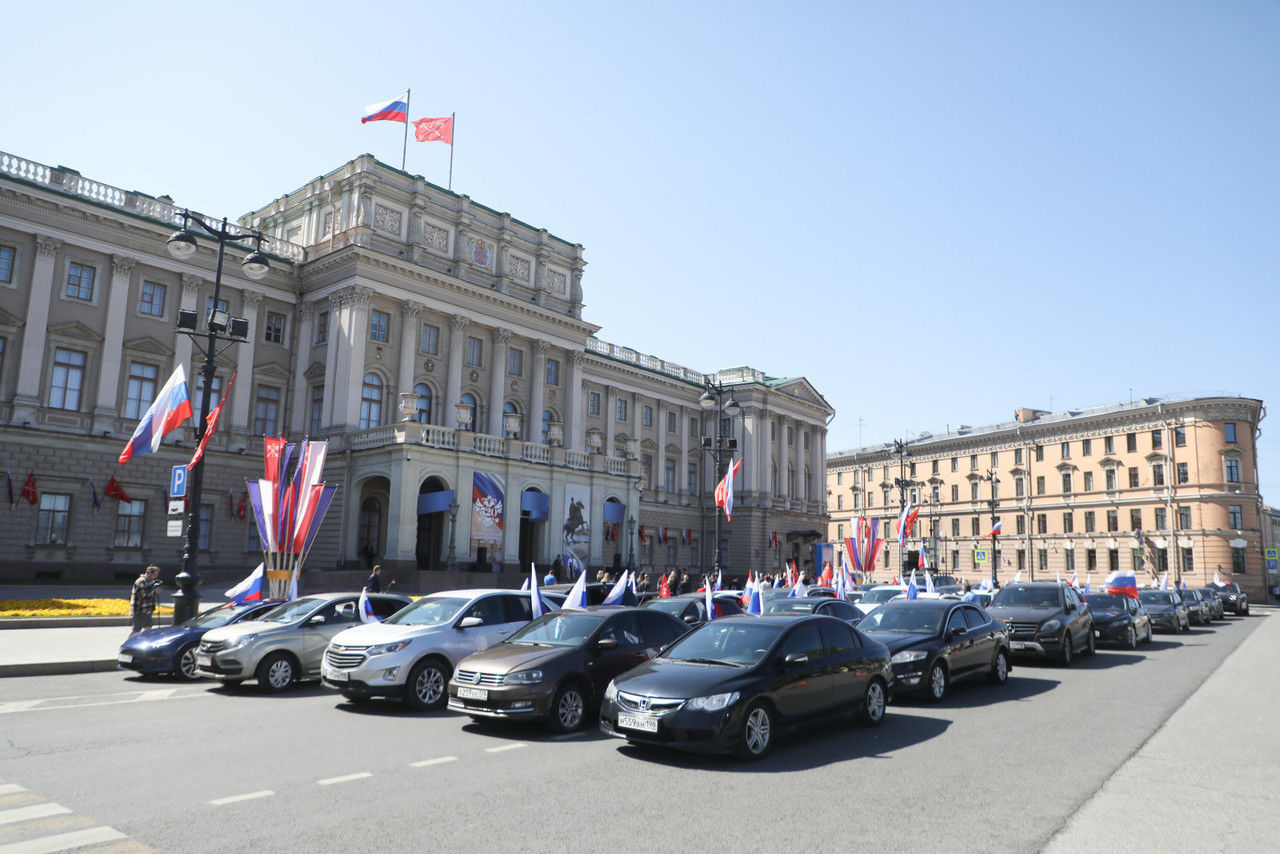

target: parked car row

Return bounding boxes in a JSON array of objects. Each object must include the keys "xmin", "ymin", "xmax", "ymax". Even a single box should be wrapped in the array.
[{"xmin": 118, "ymin": 577, "xmax": 1249, "ymax": 759}]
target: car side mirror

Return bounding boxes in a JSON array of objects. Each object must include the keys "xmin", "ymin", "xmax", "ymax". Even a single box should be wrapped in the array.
[
  {"xmin": 1064, "ymin": 603, "xmax": 1075, "ymax": 613},
  {"xmin": 308, "ymin": 614, "xmax": 326, "ymax": 625},
  {"xmin": 683, "ymin": 615, "xmax": 698, "ymax": 623},
  {"xmin": 596, "ymin": 638, "xmax": 619, "ymax": 651},
  {"xmin": 457, "ymin": 616, "xmax": 483, "ymax": 629},
  {"xmin": 950, "ymin": 626, "xmax": 966, "ymax": 638}
]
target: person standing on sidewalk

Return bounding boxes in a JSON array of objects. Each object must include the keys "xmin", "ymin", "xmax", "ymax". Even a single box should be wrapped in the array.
[{"xmin": 129, "ymin": 565, "xmax": 161, "ymax": 635}]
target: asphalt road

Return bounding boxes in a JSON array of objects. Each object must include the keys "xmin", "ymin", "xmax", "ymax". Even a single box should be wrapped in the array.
[{"xmin": 0, "ymin": 613, "xmax": 1268, "ymax": 853}]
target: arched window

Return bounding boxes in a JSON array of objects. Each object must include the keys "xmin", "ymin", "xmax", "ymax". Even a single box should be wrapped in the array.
[
  {"xmin": 413, "ymin": 382, "xmax": 432, "ymax": 425},
  {"xmin": 358, "ymin": 497, "xmax": 381, "ymax": 555},
  {"xmin": 542, "ymin": 409, "xmax": 556, "ymax": 445},
  {"xmin": 503, "ymin": 401, "xmax": 520, "ymax": 438},
  {"xmin": 460, "ymin": 392, "xmax": 478, "ymax": 432},
  {"xmin": 359, "ymin": 373, "xmax": 383, "ymax": 429}
]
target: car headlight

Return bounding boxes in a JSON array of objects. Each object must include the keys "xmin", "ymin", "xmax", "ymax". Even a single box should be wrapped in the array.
[
  {"xmin": 222, "ymin": 636, "xmax": 253, "ymax": 652},
  {"xmin": 372, "ymin": 641, "xmax": 410, "ymax": 655},
  {"xmin": 890, "ymin": 650, "xmax": 928, "ymax": 664},
  {"xmin": 686, "ymin": 691, "xmax": 739, "ymax": 712},
  {"xmin": 604, "ymin": 680, "xmax": 618, "ymax": 702},
  {"xmin": 503, "ymin": 669, "xmax": 544, "ymax": 685},
  {"xmin": 1040, "ymin": 620, "xmax": 1062, "ymax": 634}
]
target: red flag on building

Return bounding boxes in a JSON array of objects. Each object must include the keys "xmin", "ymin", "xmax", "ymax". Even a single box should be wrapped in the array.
[
  {"xmin": 104, "ymin": 476, "xmax": 131, "ymax": 502},
  {"xmin": 187, "ymin": 371, "xmax": 237, "ymax": 471},
  {"xmin": 236, "ymin": 490, "xmax": 248, "ymax": 520},
  {"xmin": 20, "ymin": 473, "xmax": 37, "ymax": 505},
  {"xmin": 412, "ymin": 116, "xmax": 453, "ymax": 144}
]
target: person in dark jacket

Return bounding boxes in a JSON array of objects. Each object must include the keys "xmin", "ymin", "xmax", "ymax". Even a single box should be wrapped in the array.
[{"xmin": 366, "ymin": 565, "xmax": 383, "ymax": 593}]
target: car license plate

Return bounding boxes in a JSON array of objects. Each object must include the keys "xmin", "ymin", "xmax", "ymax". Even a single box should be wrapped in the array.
[
  {"xmin": 116, "ymin": 653, "xmax": 132, "ymax": 664},
  {"xmin": 1009, "ymin": 641, "xmax": 1029, "ymax": 651},
  {"xmin": 195, "ymin": 653, "xmax": 211, "ymax": 667},
  {"xmin": 456, "ymin": 686, "xmax": 488, "ymax": 701},
  {"xmin": 617, "ymin": 714, "xmax": 659, "ymax": 733},
  {"xmin": 322, "ymin": 665, "xmax": 348, "ymax": 683}
]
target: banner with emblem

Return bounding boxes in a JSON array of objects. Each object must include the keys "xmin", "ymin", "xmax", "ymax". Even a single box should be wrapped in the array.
[{"xmin": 470, "ymin": 472, "xmax": 505, "ymax": 561}]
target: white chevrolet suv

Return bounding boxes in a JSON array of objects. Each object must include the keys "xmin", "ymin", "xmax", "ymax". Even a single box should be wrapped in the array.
[{"xmin": 320, "ymin": 589, "xmax": 535, "ymax": 710}]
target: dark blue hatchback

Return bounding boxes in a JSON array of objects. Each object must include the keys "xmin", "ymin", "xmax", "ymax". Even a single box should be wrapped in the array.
[{"xmin": 118, "ymin": 599, "xmax": 283, "ymax": 680}]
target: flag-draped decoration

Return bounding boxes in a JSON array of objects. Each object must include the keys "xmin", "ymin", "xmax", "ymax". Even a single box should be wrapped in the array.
[{"xmin": 247, "ymin": 438, "xmax": 336, "ymax": 600}]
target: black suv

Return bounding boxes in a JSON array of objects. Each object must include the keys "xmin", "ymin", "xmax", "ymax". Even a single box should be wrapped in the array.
[
  {"xmin": 1212, "ymin": 582, "xmax": 1250, "ymax": 615},
  {"xmin": 988, "ymin": 582, "xmax": 1095, "ymax": 666}
]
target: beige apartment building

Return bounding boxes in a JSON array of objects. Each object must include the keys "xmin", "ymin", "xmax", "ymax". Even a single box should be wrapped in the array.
[{"xmin": 826, "ymin": 397, "xmax": 1269, "ymax": 601}]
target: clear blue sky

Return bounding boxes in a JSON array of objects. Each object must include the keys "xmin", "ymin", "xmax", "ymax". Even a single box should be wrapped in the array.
[{"xmin": 5, "ymin": 1, "xmax": 1277, "ymax": 497}]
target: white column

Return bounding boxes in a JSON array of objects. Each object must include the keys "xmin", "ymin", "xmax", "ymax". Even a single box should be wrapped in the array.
[
  {"xmin": 529, "ymin": 340, "xmax": 548, "ymax": 442},
  {"xmin": 488, "ymin": 327, "xmax": 511, "ymax": 436},
  {"xmin": 321, "ymin": 291, "xmax": 342, "ymax": 425},
  {"xmin": 92, "ymin": 255, "xmax": 136, "ymax": 432},
  {"xmin": 740, "ymin": 406, "xmax": 756, "ymax": 495},
  {"xmin": 678, "ymin": 407, "xmax": 690, "ymax": 501},
  {"xmin": 444, "ymin": 314, "xmax": 469, "ymax": 423},
  {"xmin": 289, "ymin": 302, "xmax": 315, "ymax": 434},
  {"xmin": 12, "ymin": 235, "xmax": 60, "ymax": 418},
  {"xmin": 383, "ymin": 463, "xmax": 415, "ymax": 563},
  {"xmin": 565, "ymin": 351, "xmax": 585, "ymax": 450},
  {"xmin": 338, "ymin": 287, "xmax": 372, "ymax": 428},
  {"xmin": 654, "ymin": 399, "xmax": 666, "ymax": 501},
  {"xmin": 604, "ymin": 385, "xmax": 617, "ymax": 453},
  {"xmin": 231, "ymin": 290, "xmax": 262, "ymax": 432},
  {"xmin": 398, "ymin": 301, "xmax": 424, "ymax": 398},
  {"xmin": 794, "ymin": 423, "xmax": 805, "ymax": 502}
]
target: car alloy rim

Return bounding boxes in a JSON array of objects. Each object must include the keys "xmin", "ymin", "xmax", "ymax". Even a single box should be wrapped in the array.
[
  {"xmin": 268, "ymin": 660, "xmax": 291, "ymax": 688},
  {"xmin": 1127, "ymin": 627, "xmax": 1135, "ymax": 648},
  {"xmin": 995, "ymin": 654, "xmax": 1007, "ymax": 682},
  {"xmin": 417, "ymin": 667, "xmax": 444, "ymax": 704},
  {"xmin": 745, "ymin": 707, "xmax": 771, "ymax": 753},
  {"xmin": 931, "ymin": 665, "xmax": 945, "ymax": 698},
  {"xmin": 559, "ymin": 689, "xmax": 583, "ymax": 728},
  {"xmin": 866, "ymin": 683, "xmax": 885, "ymax": 721},
  {"xmin": 179, "ymin": 648, "xmax": 197, "ymax": 679}
]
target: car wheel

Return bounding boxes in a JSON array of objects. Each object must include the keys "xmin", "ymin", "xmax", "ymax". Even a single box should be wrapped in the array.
[
  {"xmin": 926, "ymin": 662, "xmax": 948, "ymax": 702},
  {"xmin": 736, "ymin": 701, "xmax": 775, "ymax": 759},
  {"xmin": 1145, "ymin": 623, "xmax": 1153, "ymax": 643},
  {"xmin": 548, "ymin": 682, "xmax": 586, "ymax": 733},
  {"xmin": 174, "ymin": 644, "xmax": 200, "ymax": 681},
  {"xmin": 1084, "ymin": 629, "xmax": 1096, "ymax": 657},
  {"xmin": 255, "ymin": 652, "xmax": 296, "ymax": 693},
  {"xmin": 405, "ymin": 658, "xmax": 450, "ymax": 712},
  {"xmin": 1125, "ymin": 626, "xmax": 1136, "ymax": 650},
  {"xmin": 988, "ymin": 649, "xmax": 1009, "ymax": 685},
  {"xmin": 1060, "ymin": 635, "xmax": 1073, "ymax": 667},
  {"xmin": 1241, "ymin": 602, "xmax": 1250, "ymax": 616},
  {"xmin": 859, "ymin": 679, "xmax": 887, "ymax": 726}
]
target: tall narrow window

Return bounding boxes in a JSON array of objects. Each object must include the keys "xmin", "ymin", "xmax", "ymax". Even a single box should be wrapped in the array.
[
  {"xmin": 49, "ymin": 348, "xmax": 86, "ymax": 410},
  {"xmin": 139, "ymin": 281, "xmax": 166, "ymax": 317},
  {"xmin": 115, "ymin": 500, "xmax": 145, "ymax": 547},
  {"xmin": 0, "ymin": 245, "xmax": 14, "ymax": 283},
  {"xmin": 360, "ymin": 373, "xmax": 383, "ymax": 429},
  {"xmin": 1224, "ymin": 423, "xmax": 1237, "ymax": 443},
  {"xmin": 264, "ymin": 311, "xmax": 286, "ymax": 344},
  {"xmin": 545, "ymin": 358, "xmax": 561, "ymax": 386},
  {"xmin": 124, "ymin": 362, "xmax": 158, "ymax": 419},
  {"xmin": 413, "ymin": 383, "xmax": 432, "ymax": 425},
  {"xmin": 66, "ymin": 262, "xmax": 95, "ymax": 300},
  {"xmin": 370, "ymin": 309, "xmax": 390, "ymax": 343},
  {"xmin": 253, "ymin": 385, "xmax": 280, "ymax": 435},
  {"xmin": 36, "ymin": 494, "xmax": 71, "ymax": 544},
  {"xmin": 465, "ymin": 337, "xmax": 482, "ymax": 366},
  {"xmin": 420, "ymin": 322, "xmax": 438, "ymax": 355},
  {"xmin": 309, "ymin": 386, "xmax": 325, "ymax": 434}
]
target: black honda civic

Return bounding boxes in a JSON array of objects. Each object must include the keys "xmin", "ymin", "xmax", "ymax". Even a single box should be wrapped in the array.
[{"xmin": 599, "ymin": 614, "xmax": 892, "ymax": 759}]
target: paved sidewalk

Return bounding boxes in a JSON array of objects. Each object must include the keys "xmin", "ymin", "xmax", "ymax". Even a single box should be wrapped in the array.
[{"xmin": 1044, "ymin": 607, "xmax": 1280, "ymax": 852}]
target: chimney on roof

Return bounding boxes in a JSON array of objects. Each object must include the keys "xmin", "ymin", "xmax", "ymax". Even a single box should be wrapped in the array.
[{"xmin": 1014, "ymin": 408, "xmax": 1049, "ymax": 423}]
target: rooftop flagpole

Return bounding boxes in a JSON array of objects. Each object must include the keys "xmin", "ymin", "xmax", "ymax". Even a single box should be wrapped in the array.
[
  {"xmin": 401, "ymin": 88, "xmax": 411, "ymax": 171},
  {"xmin": 448, "ymin": 112, "xmax": 455, "ymax": 191}
]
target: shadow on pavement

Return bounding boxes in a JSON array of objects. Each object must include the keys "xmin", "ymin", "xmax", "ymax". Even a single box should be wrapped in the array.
[
  {"xmin": 204, "ymin": 681, "xmax": 333, "ymax": 698},
  {"xmin": 894, "ymin": 674, "xmax": 1059, "ymax": 709},
  {"xmin": 613, "ymin": 710, "xmax": 951, "ymax": 772},
  {"xmin": 459, "ymin": 718, "xmax": 612, "ymax": 744}
]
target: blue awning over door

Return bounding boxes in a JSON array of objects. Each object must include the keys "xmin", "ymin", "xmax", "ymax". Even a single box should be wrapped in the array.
[
  {"xmin": 602, "ymin": 501, "xmax": 626, "ymax": 523},
  {"xmin": 521, "ymin": 490, "xmax": 550, "ymax": 520},
  {"xmin": 417, "ymin": 490, "xmax": 455, "ymax": 515}
]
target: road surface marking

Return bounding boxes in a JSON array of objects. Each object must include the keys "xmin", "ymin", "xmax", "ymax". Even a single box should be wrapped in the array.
[
  {"xmin": 0, "ymin": 803, "xmax": 72, "ymax": 825},
  {"xmin": 317, "ymin": 773, "xmax": 372, "ymax": 786},
  {"xmin": 209, "ymin": 791, "xmax": 274, "ymax": 806},
  {"xmin": 0, "ymin": 825, "xmax": 126, "ymax": 853},
  {"xmin": 0, "ymin": 703, "xmax": 41, "ymax": 714},
  {"xmin": 484, "ymin": 743, "xmax": 527, "ymax": 753},
  {"xmin": 136, "ymin": 689, "xmax": 177, "ymax": 701},
  {"xmin": 0, "ymin": 784, "xmax": 26, "ymax": 796},
  {"xmin": 409, "ymin": 756, "xmax": 457, "ymax": 767},
  {"xmin": 0, "ymin": 693, "xmax": 205, "ymax": 715}
]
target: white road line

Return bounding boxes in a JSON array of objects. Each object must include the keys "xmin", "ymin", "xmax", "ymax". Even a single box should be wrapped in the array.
[
  {"xmin": 484, "ymin": 743, "xmax": 527, "ymax": 753},
  {"xmin": 409, "ymin": 756, "xmax": 457, "ymax": 768},
  {"xmin": 136, "ymin": 689, "xmax": 177, "ymax": 701},
  {"xmin": 0, "ymin": 693, "xmax": 205, "ymax": 715},
  {"xmin": 0, "ymin": 784, "xmax": 27, "ymax": 796},
  {"xmin": 209, "ymin": 790, "xmax": 275, "ymax": 806},
  {"xmin": 0, "ymin": 803, "xmax": 72, "ymax": 825},
  {"xmin": 0, "ymin": 825, "xmax": 126, "ymax": 853},
  {"xmin": 0, "ymin": 702, "xmax": 41, "ymax": 714},
  {"xmin": 317, "ymin": 773, "xmax": 372, "ymax": 786}
]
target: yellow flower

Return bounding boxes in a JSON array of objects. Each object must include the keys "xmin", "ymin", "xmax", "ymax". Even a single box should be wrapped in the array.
[{"xmin": 0, "ymin": 599, "xmax": 174, "ymax": 619}]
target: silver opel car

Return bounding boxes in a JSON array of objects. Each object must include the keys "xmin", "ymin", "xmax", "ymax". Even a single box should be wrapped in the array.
[
  {"xmin": 195, "ymin": 592, "xmax": 412, "ymax": 692},
  {"xmin": 321, "ymin": 589, "xmax": 536, "ymax": 710}
]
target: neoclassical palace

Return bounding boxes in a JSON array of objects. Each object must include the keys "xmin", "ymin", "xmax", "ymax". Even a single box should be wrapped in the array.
[
  {"xmin": 0, "ymin": 151, "xmax": 832, "ymax": 586},
  {"xmin": 826, "ymin": 397, "xmax": 1270, "ymax": 600}
]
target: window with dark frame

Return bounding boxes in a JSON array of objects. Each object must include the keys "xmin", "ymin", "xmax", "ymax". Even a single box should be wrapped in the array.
[
  {"xmin": 139, "ymin": 281, "xmax": 166, "ymax": 317},
  {"xmin": 123, "ymin": 362, "xmax": 158, "ymax": 420},
  {"xmin": 49, "ymin": 348, "xmax": 85, "ymax": 410},
  {"xmin": 315, "ymin": 311, "xmax": 329, "ymax": 344},
  {"xmin": 1224, "ymin": 423, "xmax": 1237, "ymax": 443},
  {"xmin": 0, "ymin": 245, "xmax": 14, "ymax": 283},
  {"xmin": 114, "ymin": 500, "xmax": 145, "ymax": 547},
  {"xmin": 369, "ymin": 309, "xmax": 390, "ymax": 343},
  {"xmin": 253, "ymin": 385, "xmax": 280, "ymax": 435},
  {"xmin": 465, "ymin": 336, "xmax": 482, "ymax": 366},
  {"xmin": 507, "ymin": 348, "xmax": 523, "ymax": 377},
  {"xmin": 264, "ymin": 311, "xmax": 286, "ymax": 344},
  {"xmin": 420, "ymin": 322, "xmax": 438, "ymax": 355},
  {"xmin": 545, "ymin": 358, "xmax": 560, "ymax": 386},
  {"xmin": 66, "ymin": 262, "xmax": 95, "ymax": 300},
  {"xmin": 36, "ymin": 493, "xmax": 71, "ymax": 544}
]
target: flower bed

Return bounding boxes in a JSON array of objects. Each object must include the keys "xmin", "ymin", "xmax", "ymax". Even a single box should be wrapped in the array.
[{"xmin": 0, "ymin": 599, "xmax": 175, "ymax": 619}]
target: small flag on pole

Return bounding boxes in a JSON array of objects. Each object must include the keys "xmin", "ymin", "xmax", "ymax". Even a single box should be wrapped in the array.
[
  {"xmin": 118, "ymin": 365, "xmax": 193, "ymax": 464},
  {"xmin": 412, "ymin": 116, "xmax": 453, "ymax": 143},
  {"xmin": 362, "ymin": 92, "xmax": 408, "ymax": 124}
]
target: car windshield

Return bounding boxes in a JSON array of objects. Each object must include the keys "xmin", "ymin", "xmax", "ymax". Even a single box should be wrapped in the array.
[
  {"xmin": 642, "ymin": 599, "xmax": 689, "ymax": 617},
  {"xmin": 383, "ymin": 596, "xmax": 468, "ymax": 626},
  {"xmin": 763, "ymin": 600, "xmax": 818, "ymax": 615},
  {"xmin": 862, "ymin": 588, "xmax": 903, "ymax": 605},
  {"xmin": 1084, "ymin": 595, "xmax": 1127, "ymax": 611},
  {"xmin": 1198, "ymin": 589, "xmax": 1217, "ymax": 597},
  {"xmin": 658, "ymin": 621, "xmax": 784, "ymax": 667},
  {"xmin": 860, "ymin": 605, "xmax": 945, "ymax": 634},
  {"xmin": 1214, "ymin": 583, "xmax": 1239, "ymax": 594},
  {"xmin": 1139, "ymin": 591, "xmax": 1175, "ymax": 606},
  {"xmin": 257, "ymin": 597, "xmax": 325, "ymax": 623},
  {"xmin": 991, "ymin": 587, "xmax": 1061, "ymax": 608},
  {"xmin": 186, "ymin": 602, "xmax": 265, "ymax": 628},
  {"xmin": 507, "ymin": 613, "xmax": 604, "ymax": 647}
]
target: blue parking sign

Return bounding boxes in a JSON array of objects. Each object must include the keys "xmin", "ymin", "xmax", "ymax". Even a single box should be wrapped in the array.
[{"xmin": 170, "ymin": 465, "xmax": 188, "ymax": 499}]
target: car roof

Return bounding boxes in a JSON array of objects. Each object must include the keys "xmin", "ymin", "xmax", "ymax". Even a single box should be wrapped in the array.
[
  {"xmin": 999, "ymin": 582, "xmax": 1066, "ymax": 589},
  {"xmin": 767, "ymin": 597, "xmax": 837, "ymax": 606},
  {"xmin": 878, "ymin": 598, "xmax": 959, "ymax": 611},
  {"xmin": 716, "ymin": 613, "xmax": 835, "ymax": 626},
  {"xmin": 423, "ymin": 588, "xmax": 520, "ymax": 597}
]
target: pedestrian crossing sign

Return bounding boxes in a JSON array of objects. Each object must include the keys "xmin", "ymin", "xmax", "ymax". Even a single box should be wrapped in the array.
[{"xmin": 975, "ymin": 549, "xmax": 989, "ymax": 564}]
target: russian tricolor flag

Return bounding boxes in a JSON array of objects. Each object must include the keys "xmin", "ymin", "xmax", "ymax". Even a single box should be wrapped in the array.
[
  {"xmin": 118, "ymin": 365, "xmax": 193, "ymax": 464},
  {"xmin": 359, "ymin": 588, "xmax": 380, "ymax": 623},
  {"xmin": 225, "ymin": 563, "xmax": 264, "ymax": 604},
  {"xmin": 1104, "ymin": 570, "xmax": 1139, "ymax": 598},
  {"xmin": 362, "ymin": 92, "xmax": 408, "ymax": 124}
]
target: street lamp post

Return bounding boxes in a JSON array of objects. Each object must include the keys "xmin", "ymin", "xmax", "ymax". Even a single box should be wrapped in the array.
[
  {"xmin": 700, "ymin": 381, "xmax": 741, "ymax": 580},
  {"xmin": 982, "ymin": 469, "xmax": 1001, "ymax": 585},
  {"xmin": 447, "ymin": 499, "xmax": 460, "ymax": 572},
  {"xmin": 626, "ymin": 515, "xmax": 636, "ymax": 573},
  {"xmin": 892, "ymin": 439, "xmax": 921, "ymax": 576},
  {"xmin": 166, "ymin": 212, "xmax": 268, "ymax": 624}
]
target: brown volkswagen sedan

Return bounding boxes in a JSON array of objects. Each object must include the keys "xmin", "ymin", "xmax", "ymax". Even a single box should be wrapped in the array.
[{"xmin": 447, "ymin": 606, "xmax": 688, "ymax": 732}]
